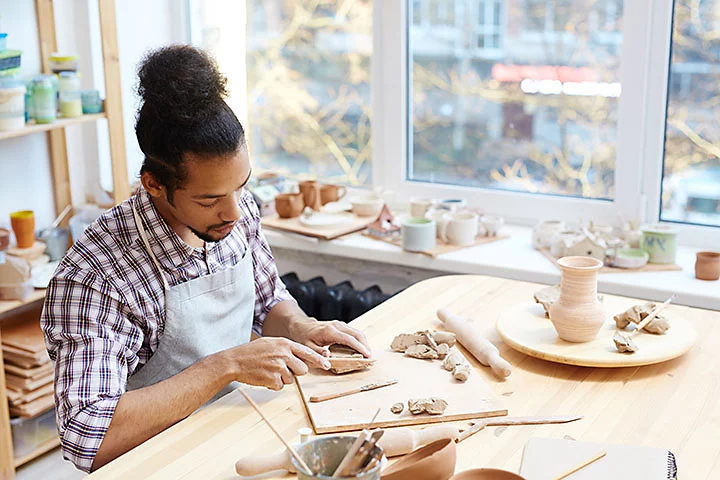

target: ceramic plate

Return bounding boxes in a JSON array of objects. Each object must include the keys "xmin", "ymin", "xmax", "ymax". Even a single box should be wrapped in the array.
[{"xmin": 299, "ymin": 213, "xmax": 354, "ymax": 228}]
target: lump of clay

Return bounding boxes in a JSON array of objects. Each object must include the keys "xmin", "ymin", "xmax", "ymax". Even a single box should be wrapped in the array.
[
  {"xmin": 405, "ymin": 344, "xmax": 439, "ymax": 360},
  {"xmin": 408, "ymin": 397, "xmax": 448, "ymax": 416},
  {"xmin": 431, "ymin": 331, "xmax": 456, "ymax": 347},
  {"xmin": 391, "ymin": 331, "xmax": 457, "ymax": 353},
  {"xmin": 442, "ymin": 350, "xmax": 466, "ymax": 371},
  {"xmin": 534, "ymin": 284, "xmax": 560, "ymax": 318},
  {"xmin": 613, "ymin": 332, "xmax": 638, "ymax": 353},
  {"xmin": 391, "ymin": 402, "xmax": 404, "ymax": 414},
  {"xmin": 328, "ymin": 357, "xmax": 375, "ymax": 374},
  {"xmin": 614, "ymin": 303, "xmax": 670, "ymax": 334},
  {"xmin": 452, "ymin": 363, "xmax": 472, "ymax": 382},
  {"xmin": 436, "ymin": 343, "xmax": 450, "ymax": 359}
]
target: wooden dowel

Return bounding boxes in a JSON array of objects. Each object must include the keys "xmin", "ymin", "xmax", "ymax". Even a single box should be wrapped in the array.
[
  {"xmin": 552, "ymin": 451, "xmax": 607, "ymax": 480},
  {"xmin": 309, "ymin": 379, "xmax": 397, "ymax": 403},
  {"xmin": 629, "ymin": 294, "xmax": 676, "ymax": 338},
  {"xmin": 237, "ymin": 388, "xmax": 313, "ymax": 475}
]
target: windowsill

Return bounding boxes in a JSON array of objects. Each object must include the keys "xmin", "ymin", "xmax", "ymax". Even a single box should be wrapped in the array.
[{"xmin": 264, "ymin": 224, "xmax": 720, "ymax": 311}]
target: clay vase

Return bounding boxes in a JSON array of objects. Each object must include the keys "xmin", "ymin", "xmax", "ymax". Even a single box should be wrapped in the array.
[
  {"xmin": 695, "ymin": 251, "xmax": 720, "ymax": 281},
  {"xmin": 299, "ymin": 181, "xmax": 322, "ymax": 211},
  {"xmin": 548, "ymin": 256, "xmax": 607, "ymax": 343},
  {"xmin": 10, "ymin": 210, "xmax": 35, "ymax": 249},
  {"xmin": 450, "ymin": 469, "xmax": 527, "ymax": 480},
  {"xmin": 381, "ymin": 438, "xmax": 456, "ymax": 480},
  {"xmin": 275, "ymin": 193, "xmax": 305, "ymax": 219},
  {"xmin": 320, "ymin": 184, "xmax": 347, "ymax": 205}
]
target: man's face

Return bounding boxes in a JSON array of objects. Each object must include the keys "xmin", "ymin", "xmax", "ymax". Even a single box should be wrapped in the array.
[{"xmin": 160, "ymin": 148, "xmax": 252, "ymax": 243}]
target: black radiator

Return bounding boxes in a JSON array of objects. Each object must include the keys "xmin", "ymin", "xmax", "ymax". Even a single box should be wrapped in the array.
[{"xmin": 281, "ymin": 273, "xmax": 397, "ymax": 323}]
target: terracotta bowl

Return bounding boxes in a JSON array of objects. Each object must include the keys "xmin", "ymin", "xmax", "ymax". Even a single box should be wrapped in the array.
[
  {"xmin": 450, "ymin": 468, "xmax": 527, "ymax": 480},
  {"xmin": 381, "ymin": 438, "xmax": 456, "ymax": 480}
]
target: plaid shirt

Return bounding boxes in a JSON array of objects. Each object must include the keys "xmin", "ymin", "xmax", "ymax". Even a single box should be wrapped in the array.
[{"xmin": 40, "ymin": 188, "xmax": 293, "ymax": 472}]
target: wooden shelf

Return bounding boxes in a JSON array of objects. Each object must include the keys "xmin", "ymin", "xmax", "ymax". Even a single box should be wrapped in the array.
[
  {"xmin": 13, "ymin": 435, "xmax": 61, "ymax": 468},
  {"xmin": 0, "ymin": 113, "xmax": 107, "ymax": 141},
  {"xmin": 0, "ymin": 290, "xmax": 46, "ymax": 320}
]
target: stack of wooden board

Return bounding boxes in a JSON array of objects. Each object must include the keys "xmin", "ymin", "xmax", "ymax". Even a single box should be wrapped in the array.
[{"xmin": 2, "ymin": 318, "xmax": 54, "ymax": 418}]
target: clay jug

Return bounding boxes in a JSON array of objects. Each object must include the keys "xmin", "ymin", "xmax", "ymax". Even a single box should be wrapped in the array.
[
  {"xmin": 695, "ymin": 251, "xmax": 720, "ymax": 281},
  {"xmin": 275, "ymin": 193, "xmax": 304, "ymax": 218},
  {"xmin": 549, "ymin": 256, "xmax": 606, "ymax": 343},
  {"xmin": 299, "ymin": 181, "xmax": 322, "ymax": 211}
]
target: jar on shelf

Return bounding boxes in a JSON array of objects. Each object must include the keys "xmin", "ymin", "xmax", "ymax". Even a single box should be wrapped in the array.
[
  {"xmin": 81, "ymin": 89, "xmax": 103, "ymax": 114},
  {"xmin": 58, "ymin": 71, "xmax": 82, "ymax": 118},
  {"xmin": 32, "ymin": 76, "xmax": 56, "ymax": 124},
  {"xmin": 49, "ymin": 52, "xmax": 78, "ymax": 73},
  {"xmin": 0, "ymin": 74, "xmax": 26, "ymax": 131}
]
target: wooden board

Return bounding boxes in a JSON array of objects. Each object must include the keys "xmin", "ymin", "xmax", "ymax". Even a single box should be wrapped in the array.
[
  {"xmin": 9, "ymin": 392, "xmax": 54, "ymax": 418},
  {"xmin": 7, "ymin": 383, "xmax": 53, "ymax": 407},
  {"xmin": 363, "ymin": 233, "xmax": 509, "ymax": 258},
  {"xmin": 539, "ymin": 248, "xmax": 683, "ymax": 274},
  {"xmin": 4, "ymin": 362, "xmax": 53, "ymax": 380},
  {"xmin": 1, "ymin": 317, "xmax": 47, "ymax": 354},
  {"xmin": 1, "ymin": 344, "xmax": 49, "ymax": 364},
  {"xmin": 5, "ymin": 372, "xmax": 53, "ymax": 392},
  {"xmin": 296, "ymin": 348, "xmax": 507, "ymax": 434},
  {"xmin": 520, "ymin": 438, "xmax": 671, "ymax": 479},
  {"xmin": 261, "ymin": 213, "xmax": 375, "ymax": 240},
  {"xmin": 496, "ymin": 302, "xmax": 696, "ymax": 368}
]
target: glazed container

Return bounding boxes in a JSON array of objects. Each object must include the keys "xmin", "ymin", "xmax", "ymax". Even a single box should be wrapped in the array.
[
  {"xmin": 32, "ymin": 77, "xmax": 56, "ymax": 124},
  {"xmin": 291, "ymin": 436, "xmax": 383, "ymax": 480},
  {"xmin": 49, "ymin": 53, "xmax": 79, "ymax": 73},
  {"xmin": 641, "ymin": 224, "xmax": 678, "ymax": 264},
  {"xmin": 58, "ymin": 72, "xmax": 82, "ymax": 118},
  {"xmin": 0, "ymin": 75, "xmax": 26, "ymax": 131},
  {"xmin": 81, "ymin": 89, "xmax": 103, "ymax": 114},
  {"xmin": 695, "ymin": 251, "xmax": 720, "ymax": 281},
  {"xmin": 381, "ymin": 438, "xmax": 456, "ymax": 480},
  {"xmin": 10, "ymin": 210, "xmax": 35, "ymax": 249}
]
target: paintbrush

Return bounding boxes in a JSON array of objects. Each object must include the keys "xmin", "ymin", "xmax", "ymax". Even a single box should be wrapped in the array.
[{"xmin": 332, "ymin": 409, "xmax": 382, "ymax": 478}]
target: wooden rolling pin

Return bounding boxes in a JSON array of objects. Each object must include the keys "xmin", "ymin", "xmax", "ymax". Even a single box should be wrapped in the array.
[
  {"xmin": 437, "ymin": 308, "xmax": 512, "ymax": 378},
  {"xmin": 233, "ymin": 424, "xmax": 460, "ymax": 476}
]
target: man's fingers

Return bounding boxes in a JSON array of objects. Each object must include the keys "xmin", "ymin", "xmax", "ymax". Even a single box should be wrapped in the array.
[
  {"xmin": 286, "ymin": 355, "xmax": 309, "ymax": 377},
  {"xmin": 289, "ymin": 341, "xmax": 331, "ymax": 370},
  {"xmin": 326, "ymin": 330, "xmax": 372, "ymax": 359},
  {"xmin": 329, "ymin": 322, "xmax": 372, "ymax": 357},
  {"xmin": 280, "ymin": 368, "xmax": 295, "ymax": 385}
]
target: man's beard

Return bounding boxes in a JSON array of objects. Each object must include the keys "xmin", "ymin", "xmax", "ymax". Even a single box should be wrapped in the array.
[{"xmin": 188, "ymin": 224, "xmax": 232, "ymax": 243}]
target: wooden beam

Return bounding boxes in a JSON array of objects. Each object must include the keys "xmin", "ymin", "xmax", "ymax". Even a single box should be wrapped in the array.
[
  {"xmin": 98, "ymin": 0, "xmax": 130, "ymax": 204},
  {"xmin": 0, "ymin": 328, "xmax": 16, "ymax": 479}
]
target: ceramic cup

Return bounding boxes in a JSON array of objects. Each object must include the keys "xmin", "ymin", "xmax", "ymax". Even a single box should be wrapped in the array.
[
  {"xmin": 402, "ymin": 217, "xmax": 436, "ymax": 252},
  {"xmin": 695, "ymin": 251, "xmax": 720, "ymax": 281},
  {"xmin": 425, "ymin": 208, "xmax": 448, "ymax": 238},
  {"xmin": 532, "ymin": 220, "xmax": 565, "ymax": 250},
  {"xmin": 351, "ymin": 195, "xmax": 385, "ymax": 217},
  {"xmin": 320, "ymin": 184, "xmax": 347, "ymax": 205},
  {"xmin": 641, "ymin": 224, "xmax": 678, "ymax": 264},
  {"xmin": 437, "ymin": 199, "xmax": 467, "ymax": 212},
  {"xmin": 10, "ymin": 210, "xmax": 35, "ymax": 249},
  {"xmin": 410, "ymin": 197, "xmax": 434, "ymax": 218},
  {"xmin": 439, "ymin": 212, "xmax": 478, "ymax": 246},
  {"xmin": 299, "ymin": 181, "xmax": 323, "ymax": 211},
  {"xmin": 275, "ymin": 192, "xmax": 305, "ymax": 218},
  {"xmin": 479, "ymin": 215, "xmax": 504, "ymax": 237}
]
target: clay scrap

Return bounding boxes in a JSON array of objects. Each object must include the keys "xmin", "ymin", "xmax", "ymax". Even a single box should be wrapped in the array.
[
  {"xmin": 614, "ymin": 303, "xmax": 671, "ymax": 334},
  {"xmin": 613, "ymin": 331, "xmax": 638, "ymax": 353},
  {"xmin": 328, "ymin": 344, "xmax": 375, "ymax": 374},
  {"xmin": 391, "ymin": 330, "xmax": 456, "ymax": 353},
  {"xmin": 391, "ymin": 402, "xmax": 404, "ymax": 415},
  {"xmin": 405, "ymin": 344, "xmax": 439, "ymax": 360},
  {"xmin": 408, "ymin": 397, "xmax": 448, "ymax": 416},
  {"xmin": 442, "ymin": 349, "xmax": 472, "ymax": 382},
  {"xmin": 533, "ymin": 284, "xmax": 560, "ymax": 318}
]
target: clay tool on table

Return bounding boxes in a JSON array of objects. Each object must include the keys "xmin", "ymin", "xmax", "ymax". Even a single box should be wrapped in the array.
[
  {"xmin": 552, "ymin": 450, "xmax": 607, "ymax": 479},
  {"xmin": 613, "ymin": 294, "xmax": 676, "ymax": 352},
  {"xmin": 457, "ymin": 414, "xmax": 583, "ymax": 443},
  {"xmin": 236, "ymin": 388, "xmax": 314, "ymax": 476},
  {"xmin": 309, "ymin": 378, "xmax": 398, "ymax": 403}
]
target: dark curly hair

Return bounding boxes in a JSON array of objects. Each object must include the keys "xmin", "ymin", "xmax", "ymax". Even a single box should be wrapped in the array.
[{"xmin": 136, "ymin": 45, "xmax": 245, "ymax": 203}]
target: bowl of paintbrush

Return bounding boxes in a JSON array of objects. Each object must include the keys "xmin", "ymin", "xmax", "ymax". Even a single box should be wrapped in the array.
[{"xmin": 292, "ymin": 435, "xmax": 384, "ymax": 480}]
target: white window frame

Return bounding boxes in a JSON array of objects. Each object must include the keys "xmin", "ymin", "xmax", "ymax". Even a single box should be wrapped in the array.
[{"xmin": 373, "ymin": 0, "xmax": 720, "ymax": 246}]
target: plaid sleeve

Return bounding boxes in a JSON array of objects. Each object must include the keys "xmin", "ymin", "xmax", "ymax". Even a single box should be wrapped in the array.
[
  {"xmin": 41, "ymin": 267, "xmax": 142, "ymax": 472},
  {"xmin": 240, "ymin": 190, "xmax": 295, "ymax": 335}
]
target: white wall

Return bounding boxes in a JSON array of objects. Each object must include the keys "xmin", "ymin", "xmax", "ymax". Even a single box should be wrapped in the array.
[{"xmin": 0, "ymin": 0, "xmax": 184, "ymax": 237}]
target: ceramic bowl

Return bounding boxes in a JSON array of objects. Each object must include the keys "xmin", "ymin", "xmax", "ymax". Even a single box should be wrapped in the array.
[
  {"xmin": 610, "ymin": 248, "xmax": 649, "ymax": 269},
  {"xmin": 351, "ymin": 196, "xmax": 385, "ymax": 217},
  {"xmin": 381, "ymin": 438, "xmax": 456, "ymax": 480},
  {"xmin": 450, "ymin": 468, "xmax": 527, "ymax": 480}
]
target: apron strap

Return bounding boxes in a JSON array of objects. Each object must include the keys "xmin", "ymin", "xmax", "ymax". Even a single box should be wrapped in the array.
[{"xmin": 131, "ymin": 200, "xmax": 171, "ymax": 290}]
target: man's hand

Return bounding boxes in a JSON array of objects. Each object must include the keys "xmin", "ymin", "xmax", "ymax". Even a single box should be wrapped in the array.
[
  {"xmin": 219, "ymin": 337, "xmax": 331, "ymax": 390},
  {"xmin": 289, "ymin": 319, "xmax": 372, "ymax": 358}
]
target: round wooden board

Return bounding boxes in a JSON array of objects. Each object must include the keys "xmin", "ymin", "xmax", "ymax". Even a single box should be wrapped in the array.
[{"xmin": 496, "ymin": 302, "xmax": 697, "ymax": 367}]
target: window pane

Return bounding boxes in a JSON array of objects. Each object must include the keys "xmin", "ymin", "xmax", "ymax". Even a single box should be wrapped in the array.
[
  {"xmin": 196, "ymin": 1, "xmax": 372, "ymax": 186},
  {"xmin": 409, "ymin": 1, "xmax": 623, "ymax": 200},
  {"xmin": 661, "ymin": 1, "xmax": 720, "ymax": 227}
]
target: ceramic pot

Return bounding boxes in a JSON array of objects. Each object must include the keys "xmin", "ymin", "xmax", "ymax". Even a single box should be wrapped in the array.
[
  {"xmin": 549, "ymin": 256, "xmax": 607, "ymax": 343},
  {"xmin": 10, "ymin": 210, "xmax": 35, "ymax": 249},
  {"xmin": 450, "ymin": 468, "xmax": 527, "ymax": 480},
  {"xmin": 275, "ymin": 193, "xmax": 305, "ymax": 218},
  {"xmin": 381, "ymin": 438, "xmax": 456, "ymax": 480},
  {"xmin": 439, "ymin": 212, "xmax": 478, "ymax": 246},
  {"xmin": 299, "ymin": 181, "xmax": 323, "ymax": 211},
  {"xmin": 402, "ymin": 218, "xmax": 436, "ymax": 252},
  {"xmin": 641, "ymin": 225, "xmax": 678, "ymax": 264},
  {"xmin": 532, "ymin": 220, "xmax": 565, "ymax": 250},
  {"xmin": 351, "ymin": 196, "xmax": 384, "ymax": 217},
  {"xmin": 320, "ymin": 184, "xmax": 347, "ymax": 205},
  {"xmin": 695, "ymin": 251, "xmax": 720, "ymax": 281}
]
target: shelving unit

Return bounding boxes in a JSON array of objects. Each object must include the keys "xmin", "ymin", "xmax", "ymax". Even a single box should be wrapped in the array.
[{"xmin": 0, "ymin": 1, "xmax": 130, "ymax": 477}]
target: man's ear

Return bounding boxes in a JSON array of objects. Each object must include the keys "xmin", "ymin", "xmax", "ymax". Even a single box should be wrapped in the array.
[{"xmin": 141, "ymin": 172, "xmax": 166, "ymax": 199}]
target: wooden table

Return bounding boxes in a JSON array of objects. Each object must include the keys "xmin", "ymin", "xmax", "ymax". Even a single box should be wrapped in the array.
[{"xmin": 88, "ymin": 275, "xmax": 720, "ymax": 479}]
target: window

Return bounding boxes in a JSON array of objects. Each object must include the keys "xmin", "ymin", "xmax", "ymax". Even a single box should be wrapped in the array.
[
  {"xmin": 190, "ymin": 1, "xmax": 372, "ymax": 186},
  {"xmin": 409, "ymin": 0, "xmax": 623, "ymax": 200},
  {"xmin": 661, "ymin": 0, "xmax": 720, "ymax": 227}
]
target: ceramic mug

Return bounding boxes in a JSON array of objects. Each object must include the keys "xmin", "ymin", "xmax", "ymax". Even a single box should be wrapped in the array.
[
  {"xmin": 410, "ymin": 197, "xmax": 434, "ymax": 218},
  {"xmin": 275, "ymin": 193, "xmax": 305, "ymax": 218},
  {"xmin": 10, "ymin": 210, "xmax": 35, "ymax": 249},
  {"xmin": 298, "ymin": 181, "xmax": 322, "ymax": 211},
  {"xmin": 439, "ymin": 212, "xmax": 478, "ymax": 246},
  {"xmin": 425, "ymin": 208, "xmax": 447, "ymax": 238},
  {"xmin": 320, "ymin": 184, "xmax": 347, "ymax": 205},
  {"xmin": 641, "ymin": 225, "xmax": 678, "ymax": 264},
  {"xmin": 402, "ymin": 217, "xmax": 436, "ymax": 252}
]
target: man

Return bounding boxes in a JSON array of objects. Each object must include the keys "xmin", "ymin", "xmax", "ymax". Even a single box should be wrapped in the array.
[{"xmin": 41, "ymin": 45, "xmax": 371, "ymax": 472}]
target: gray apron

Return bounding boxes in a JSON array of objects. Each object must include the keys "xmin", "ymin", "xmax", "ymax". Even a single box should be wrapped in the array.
[{"xmin": 126, "ymin": 203, "xmax": 254, "ymax": 393}]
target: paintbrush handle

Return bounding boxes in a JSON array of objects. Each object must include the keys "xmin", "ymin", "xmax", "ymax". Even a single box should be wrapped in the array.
[
  {"xmin": 553, "ymin": 451, "xmax": 607, "ymax": 480},
  {"xmin": 237, "ymin": 388, "xmax": 312, "ymax": 475}
]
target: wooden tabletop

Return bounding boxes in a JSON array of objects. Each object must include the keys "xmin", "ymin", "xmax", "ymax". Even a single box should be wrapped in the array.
[{"xmin": 88, "ymin": 275, "xmax": 720, "ymax": 479}]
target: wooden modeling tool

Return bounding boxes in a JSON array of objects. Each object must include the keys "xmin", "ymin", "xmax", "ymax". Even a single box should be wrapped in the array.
[
  {"xmin": 552, "ymin": 450, "xmax": 607, "ymax": 480},
  {"xmin": 457, "ymin": 414, "xmax": 583, "ymax": 443},
  {"xmin": 237, "ymin": 388, "xmax": 313, "ymax": 476},
  {"xmin": 309, "ymin": 379, "xmax": 398, "ymax": 403},
  {"xmin": 614, "ymin": 294, "xmax": 676, "ymax": 353},
  {"xmin": 627, "ymin": 294, "xmax": 676, "ymax": 338}
]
